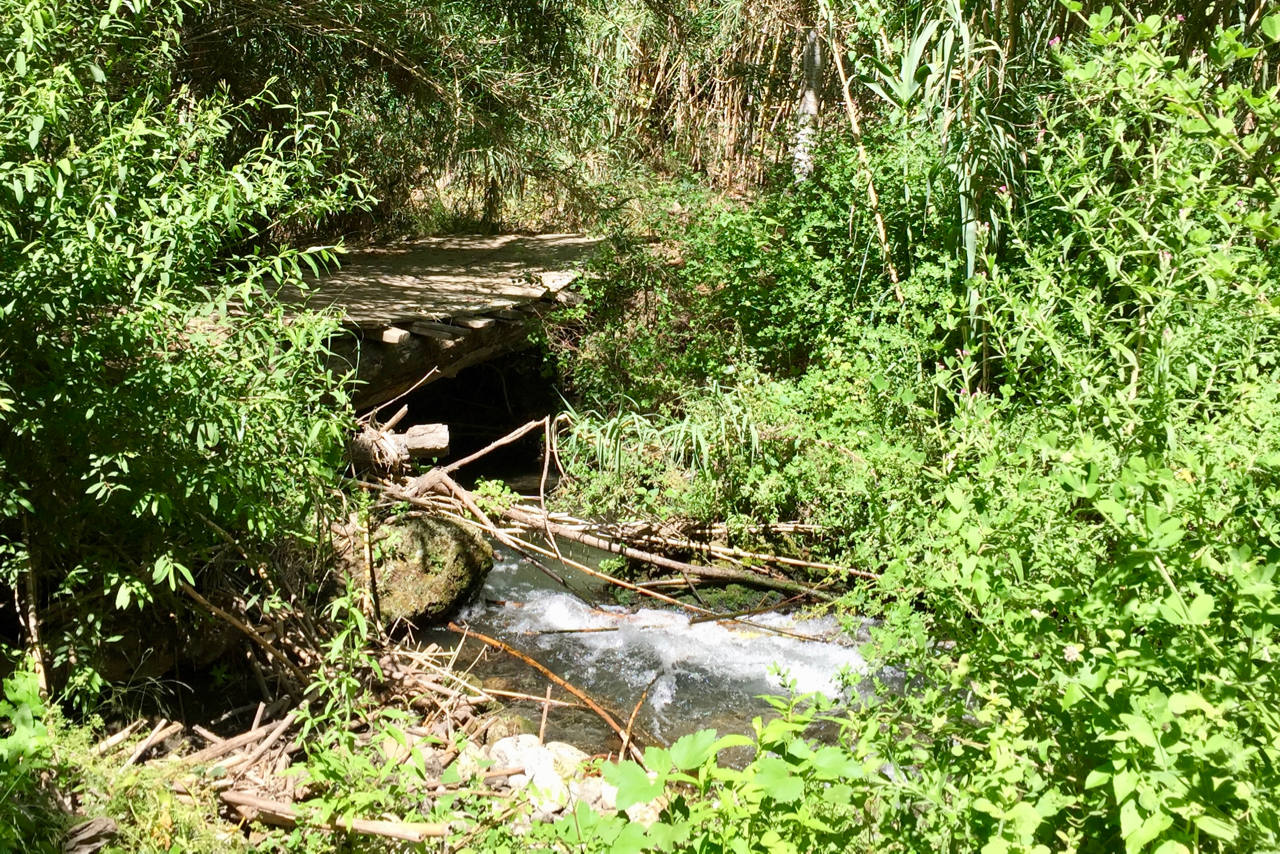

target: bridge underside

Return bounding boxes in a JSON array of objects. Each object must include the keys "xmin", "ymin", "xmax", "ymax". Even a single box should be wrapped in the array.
[{"xmin": 279, "ymin": 233, "xmax": 600, "ymax": 409}]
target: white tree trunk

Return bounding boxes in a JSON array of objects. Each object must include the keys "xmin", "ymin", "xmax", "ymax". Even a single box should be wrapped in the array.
[{"xmin": 792, "ymin": 29, "xmax": 826, "ymax": 183}]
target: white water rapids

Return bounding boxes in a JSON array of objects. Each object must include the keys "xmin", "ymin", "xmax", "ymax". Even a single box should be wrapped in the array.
[{"xmin": 444, "ymin": 547, "xmax": 869, "ymax": 747}]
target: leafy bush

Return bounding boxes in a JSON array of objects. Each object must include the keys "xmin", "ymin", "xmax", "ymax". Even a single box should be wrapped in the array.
[
  {"xmin": 549, "ymin": 8, "xmax": 1280, "ymax": 854},
  {"xmin": 0, "ymin": 0, "xmax": 362, "ymax": 698}
]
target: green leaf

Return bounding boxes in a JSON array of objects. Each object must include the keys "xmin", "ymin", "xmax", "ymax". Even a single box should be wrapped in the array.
[
  {"xmin": 751, "ymin": 757, "xmax": 804, "ymax": 803},
  {"xmin": 1003, "ymin": 801, "xmax": 1042, "ymax": 837},
  {"xmin": 1084, "ymin": 768, "xmax": 1111, "ymax": 789},
  {"xmin": 603, "ymin": 761, "xmax": 664, "ymax": 809},
  {"xmin": 1127, "ymin": 811, "xmax": 1173, "ymax": 853},
  {"xmin": 1193, "ymin": 814, "xmax": 1238, "ymax": 843},
  {"xmin": 1262, "ymin": 15, "xmax": 1280, "ymax": 42},
  {"xmin": 807, "ymin": 745, "xmax": 862, "ymax": 780},
  {"xmin": 609, "ymin": 822, "xmax": 649, "ymax": 854},
  {"xmin": 669, "ymin": 730, "xmax": 720, "ymax": 770},
  {"xmin": 1186, "ymin": 593, "xmax": 1214, "ymax": 624}
]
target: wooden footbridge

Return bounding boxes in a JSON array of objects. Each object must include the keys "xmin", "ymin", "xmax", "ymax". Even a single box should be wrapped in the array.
[{"xmin": 281, "ymin": 234, "xmax": 601, "ymax": 409}]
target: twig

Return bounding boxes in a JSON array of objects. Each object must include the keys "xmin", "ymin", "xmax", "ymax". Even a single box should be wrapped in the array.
[
  {"xmin": 447, "ymin": 623, "xmax": 644, "ymax": 763},
  {"xmin": 620, "ymin": 675, "xmax": 660, "ymax": 762},
  {"xmin": 365, "ymin": 368, "xmax": 439, "ymax": 420},
  {"xmin": 442, "ymin": 418, "xmax": 547, "ymax": 475},
  {"xmin": 538, "ymin": 686, "xmax": 552, "ymax": 744},
  {"xmin": 482, "ymin": 688, "xmax": 584, "ymax": 709}
]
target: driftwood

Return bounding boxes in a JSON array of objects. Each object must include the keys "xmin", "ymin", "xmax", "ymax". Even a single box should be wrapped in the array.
[
  {"xmin": 400, "ymin": 423, "xmax": 450, "ymax": 457},
  {"xmin": 220, "ymin": 790, "xmax": 448, "ymax": 841},
  {"xmin": 502, "ymin": 505, "xmax": 835, "ymax": 601},
  {"xmin": 349, "ymin": 423, "xmax": 450, "ymax": 473}
]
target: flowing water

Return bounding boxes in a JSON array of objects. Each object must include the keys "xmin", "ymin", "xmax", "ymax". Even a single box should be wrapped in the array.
[{"xmin": 426, "ymin": 539, "xmax": 870, "ymax": 755}]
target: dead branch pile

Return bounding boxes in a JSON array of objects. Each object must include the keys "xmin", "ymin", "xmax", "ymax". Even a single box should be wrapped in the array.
[
  {"xmin": 356, "ymin": 418, "xmax": 879, "ymax": 612},
  {"xmin": 82, "ymin": 638, "xmax": 631, "ymax": 845}
]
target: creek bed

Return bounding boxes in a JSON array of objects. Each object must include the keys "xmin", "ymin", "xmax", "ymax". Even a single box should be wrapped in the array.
[{"xmin": 425, "ymin": 538, "xmax": 868, "ymax": 756}]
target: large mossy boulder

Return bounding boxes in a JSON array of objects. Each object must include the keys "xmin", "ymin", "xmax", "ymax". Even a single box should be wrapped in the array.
[{"xmin": 375, "ymin": 514, "xmax": 493, "ymax": 625}]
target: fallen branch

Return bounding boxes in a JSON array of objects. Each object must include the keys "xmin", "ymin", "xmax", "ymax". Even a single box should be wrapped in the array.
[
  {"xmin": 502, "ymin": 505, "xmax": 835, "ymax": 601},
  {"xmin": 220, "ymin": 790, "xmax": 447, "ymax": 842},
  {"xmin": 447, "ymin": 623, "xmax": 644, "ymax": 764}
]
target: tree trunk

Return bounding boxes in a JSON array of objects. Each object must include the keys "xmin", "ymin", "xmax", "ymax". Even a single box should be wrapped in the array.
[{"xmin": 791, "ymin": 28, "xmax": 825, "ymax": 182}]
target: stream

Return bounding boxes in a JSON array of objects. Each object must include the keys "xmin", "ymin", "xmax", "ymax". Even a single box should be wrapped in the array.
[
  {"xmin": 404, "ymin": 359, "xmax": 873, "ymax": 755},
  {"xmin": 428, "ymin": 537, "xmax": 871, "ymax": 756}
]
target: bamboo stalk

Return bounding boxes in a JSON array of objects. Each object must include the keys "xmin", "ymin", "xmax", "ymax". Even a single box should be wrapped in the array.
[
  {"xmin": 123, "ymin": 720, "xmax": 183, "ymax": 767},
  {"xmin": 233, "ymin": 714, "xmax": 296, "ymax": 778},
  {"xmin": 94, "ymin": 719, "xmax": 147, "ymax": 756},
  {"xmin": 829, "ymin": 31, "xmax": 902, "ymax": 300}
]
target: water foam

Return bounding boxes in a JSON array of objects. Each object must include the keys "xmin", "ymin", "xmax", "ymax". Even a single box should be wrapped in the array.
[{"xmin": 460, "ymin": 555, "xmax": 866, "ymax": 739}]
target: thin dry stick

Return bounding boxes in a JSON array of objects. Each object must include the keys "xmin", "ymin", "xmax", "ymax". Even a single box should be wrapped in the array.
[
  {"xmin": 829, "ymin": 31, "xmax": 902, "ymax": 302},
  {"xmin": 620, "ymin": 675, "xmax": 661, "ymax": 762},
  {"xmin": 483, "ymin": 688, "xmax": 584, "ymax": 709},
  {"xmin": 538, "ymin": 685, "xmax": 552, "ymax": 744},
  {"xmin": 447, "ymin": 623, "xmax": 644, "ymax": 763},
  {"xmin": 181, "ymin": 584, "xmax": 309, "ymax": 689},
  {"xmin": 365, "ymin": 368, "xmax": 440, "ymax": 421},
  {"xmin": 442, "ymin": 418, "xmax": 547, "ymax": 475}
]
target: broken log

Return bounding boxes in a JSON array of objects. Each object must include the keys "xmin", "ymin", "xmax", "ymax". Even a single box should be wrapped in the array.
[
  {"xmin": 349, "ymin": 423, "xmax": 450, "ymax": 472},
  {"xmin": 400, "ymin": 423, "xmax": 450, "ymax": 458}
]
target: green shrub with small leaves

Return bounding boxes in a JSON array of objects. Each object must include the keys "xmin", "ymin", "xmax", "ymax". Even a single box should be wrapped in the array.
[{"xmin": 0, "ymin": 0, "xmax": 363, "ymax": 701}]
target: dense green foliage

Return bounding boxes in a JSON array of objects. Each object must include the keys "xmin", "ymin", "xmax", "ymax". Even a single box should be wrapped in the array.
[
  {"xmin": 0, "ymin": 0, "xmax": 360, "ymax": 699},
  {"xmin": 2, "ymin": 0, "xmax": 1279, "ymax": 850},
  {"xmin": 547, "ymin": 6, "xmax": 1280, "ymax": 853}
]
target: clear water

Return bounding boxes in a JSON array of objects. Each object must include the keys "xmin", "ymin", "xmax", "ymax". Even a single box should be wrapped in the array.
[{"xmin": 429, "ymin": 541, "xmax": 867, "ymax": 754}]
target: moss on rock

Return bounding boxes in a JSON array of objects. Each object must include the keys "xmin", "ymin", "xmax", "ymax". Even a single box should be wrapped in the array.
[{"xmin": 374, "ymin": 514, "xmax": 494, "ymax": 625}]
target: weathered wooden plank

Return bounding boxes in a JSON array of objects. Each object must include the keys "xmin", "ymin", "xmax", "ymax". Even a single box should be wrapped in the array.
[
  {"xmin": 380, "ymin": 326, "xmax": 412, "ymax": 345},
  {"xmin": 409, "ymin": 321, "xmax": 465, "ymax": 340},
  {"xmin": 451, "ymin": 316, "xmax": 497, "ymax": 330}
]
